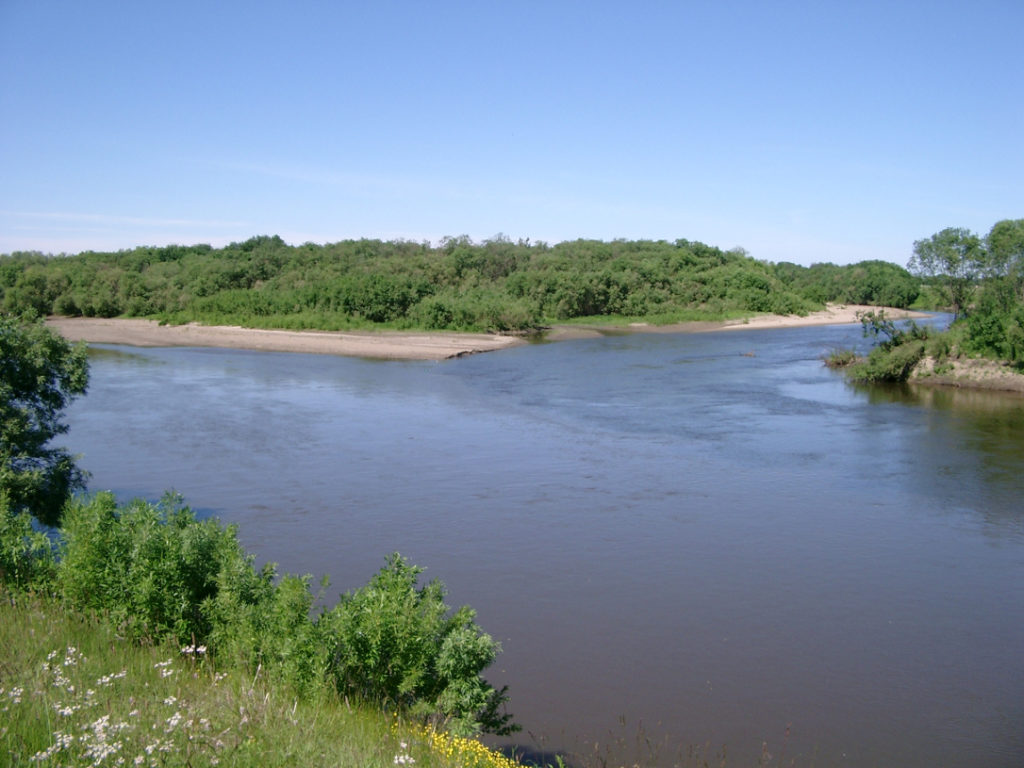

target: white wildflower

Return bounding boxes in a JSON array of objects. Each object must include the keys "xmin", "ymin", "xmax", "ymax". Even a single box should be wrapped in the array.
[
  {"xmin": 97, "ymin": 670, "xmax": 127, "ymax": 686},
  {"xmin": 165, "ymin": 711, "xmax": 183, "ymax": 733}
]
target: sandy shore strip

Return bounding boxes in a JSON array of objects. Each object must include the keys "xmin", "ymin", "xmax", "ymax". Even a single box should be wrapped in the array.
[
  {"xmin": 47, "ymin": 305, "xmax": 929, "ymax": 360},
  {"xmin": 545, "ymin": 304, "xmax": 931, "ymax": 340},
  {"xmin": 45, "ymin": 317, "xmax": 527, "ymax": 361}
]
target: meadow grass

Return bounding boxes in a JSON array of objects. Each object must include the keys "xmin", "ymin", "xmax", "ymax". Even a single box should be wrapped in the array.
[{"xmin": 0, "ymin": 593, "xmax": 525, "ymax": 768}]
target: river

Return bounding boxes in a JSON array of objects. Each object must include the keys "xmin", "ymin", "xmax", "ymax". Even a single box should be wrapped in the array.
[{"xmin": 63, "ymin": 319, "xmax": 1024, "ymax": 767}]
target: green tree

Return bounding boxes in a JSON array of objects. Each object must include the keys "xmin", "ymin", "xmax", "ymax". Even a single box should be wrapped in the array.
[
  {"xmin": 0, "ymin": 315, "xmax": 89, "ymax": 526},
  {"xmin": 986, "ymin": 218, "xmax": 1024, "ymax": 298},
  {"xmin": 908, "ymin": 227, "xmax": 984, "ymax": 318}
]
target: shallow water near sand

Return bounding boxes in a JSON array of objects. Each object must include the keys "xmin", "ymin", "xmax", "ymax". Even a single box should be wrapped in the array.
[{"xmin": 65, "ymin": 318, "xmax": 1024, "ymax": 767}]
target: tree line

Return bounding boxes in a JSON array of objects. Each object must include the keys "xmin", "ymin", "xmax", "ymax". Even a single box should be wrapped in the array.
[{"xmin": 1, "ymin": 235, "xmax": 922, "ymax": 332}]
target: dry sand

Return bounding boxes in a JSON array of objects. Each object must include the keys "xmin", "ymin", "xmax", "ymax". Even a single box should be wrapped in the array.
[
  {"xmin": 544, "ymin": 304, "xmax": 930, "ymax": 340},
  {"xmin": 45, "ymin": 304, "xmax": 924, "ymax": 361},
  {"xmin": 45, "ymin": 317, "xmax": 527, "ymax": 361},
  {"xmin": 44, "ymin": 307, "xmax": 1024, "ymax": 393}
]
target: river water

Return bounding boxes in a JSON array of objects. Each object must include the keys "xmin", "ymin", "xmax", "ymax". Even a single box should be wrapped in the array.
[{"xmin": 63, "ymin": 320, "xmax": 1024, "ymax": 767}]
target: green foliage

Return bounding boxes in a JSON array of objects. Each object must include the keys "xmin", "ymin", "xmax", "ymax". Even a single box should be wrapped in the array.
[
  {"xmin": 823, "ymin": 348, "xmax": 856, "ymax": 368},
  {"xmin": 0, "ymin": 490, "xmax": 514, "ymax": 735},
  {"xmin": 774, "ymin": 260, "xmax": 920, "ymax": 308},
  {"xmin": 845, "ymin": 310, "xmax": 931, "ymax": 383},
  {"xmin": 900, "ymin": 219, "xmax": 1024, "ymax": 364},
  {"xmin": 985, "ymin": 218, "xmax": 1024, "ymax": 293},
  {"xmin": 925, "ymin": 332, "xmax": 952, "ymax": 363},
  {"xmin": 0, "ymin": 314, "xmax": 89, "ymax": 526},
  {"xmin": 320, "ymin": 554, "xmax": 516, "ymax": 737},
  {"xmin": 57, "ymin": 492, "xmax": 243, "ymax": 645},
  {"xmin": 908, "ymin": 227, "xmax": 985, "ymax": 319},
  {"xmin": 850, "ymin": 340, "xmax": 927, "ymax": 383},
  {"xmin": 2, "ymin": 236, "xmax": 834, "ymax": 333},
  {"xmin": 0, "ymin": 497, "xmax": 57, "ymax": 590},
  {"xmin": 206, "ymin": 563, "xmax": 328, "ymax": 697},
  {"xmin": 0, "ymin": 594, "xmax": 524, "ymax": 768},
  {"xmin": 857, "ymin": 309, "xmax": 929, "ymax": 351}
]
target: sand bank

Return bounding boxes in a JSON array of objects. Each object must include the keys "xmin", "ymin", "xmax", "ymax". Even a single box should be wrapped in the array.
[
  {"xmin": 45, "ymin": 317, "xmax": 527, "ymax": 361},
  {"xmin": 46, "ymin": 305, "xmax": 928, "ymax": 361},
  {"xmin": 544, "ymin": 304, "xmax": 931, "ymax": 340}
]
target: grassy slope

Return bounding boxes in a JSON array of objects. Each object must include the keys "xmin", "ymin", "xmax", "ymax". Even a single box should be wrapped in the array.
[{"xmin": 0, "ymin": 593, "xmax": 524, "ymax": 768}]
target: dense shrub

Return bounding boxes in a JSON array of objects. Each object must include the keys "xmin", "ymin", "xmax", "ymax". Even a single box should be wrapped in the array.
[
  {"xmin": 774, "ymin": 259, "xmax": 920, "ymax": 308},
  {"xmin": 850, "ymin": 340, "xmax": 927, "ymax": 383},
  {"xmin": 0, "ymin": 498, "xmax": 56, "ymax": 590},
  {"xmin": 57, "ymin": 492, "xmax": 241, "ymax": 644},
  {"xmin": 0, "ymin": 490, "xmax": 514, "ymax": 735},
  {"xmin": 320, "ymin": 554, "xmax": 515, "ymax": 736},
  {"xmin": 0, "ymin": 235, "xmax": 879, "ymax": 332}
]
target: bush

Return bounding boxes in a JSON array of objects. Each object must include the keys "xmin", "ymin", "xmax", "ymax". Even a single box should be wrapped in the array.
[
  {"xmin": 206, "ymin": 563, "xmax": 328, "ymax": 696},
  {"xmin": 0, "ymin": 496, "xmax": 56, "ymax": 591},
  {"xmin": 2, "ymin": 492, "xmax": 517, "ymax": 735},
  {"xmin": 823, "ymin": 348, "xmax": 857, "ymax": 368},
  {"xmin": 320, "ymin": 553, "xmax": 516, "ymax": 736},
  {"xmin": 851, "ymin": 340, "xmax": 926, "ymax": 383},
  {"xmin": 57, "ymin": 492, "xmax": 243, "ymax": 645}
]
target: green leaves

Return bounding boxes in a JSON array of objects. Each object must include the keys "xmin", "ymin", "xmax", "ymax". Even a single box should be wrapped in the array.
[
  {"xmin": 0, "ymin": 314, "xmax": 89, "ymax": 526},
  {"xmin": 2, "ymin": 492, "xmax": 516, "ymax": 736},
  {"xmin": 909, "ymin": 227, "xmax": 985, "ymax": 319},
  {"xmin": 321, "ymin": 553, "xmax": 515, "ymax": 735}
]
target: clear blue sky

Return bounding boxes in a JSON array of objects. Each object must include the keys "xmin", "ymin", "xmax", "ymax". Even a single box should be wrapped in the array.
[{"xmin": 2, "ymin": 1, "xmax": 1021, "ymax": 265}]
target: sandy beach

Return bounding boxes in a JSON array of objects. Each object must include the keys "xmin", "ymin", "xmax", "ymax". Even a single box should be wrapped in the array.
[
  {"xmin": 47, "ymin": 305, "xmax": 929, "ymax": 361},
  {"xmin": 543, "ymin": 304, "xmax": 930, "ymax": 340},
  {"xmin": 45, "ymin": 317, "xmax": 528, "ymax": 361}
]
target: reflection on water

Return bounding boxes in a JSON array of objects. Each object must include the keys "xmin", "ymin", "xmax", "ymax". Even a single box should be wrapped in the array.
[{"xmin": 65, "ymin": 321, "xmax": 1024, "ymax": 767}]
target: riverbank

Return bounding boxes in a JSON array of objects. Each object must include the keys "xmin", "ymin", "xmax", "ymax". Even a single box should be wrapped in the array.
[
  {"xmin": 48, "ymin": 304, "xmax": 925, "ymax": 359},
  {"xmin": 545, "ymin": 303, "xmax": 929, "ymax": 340},
  {"xmin": 45, "ymin": 316, "xmax": 527, "ymax": 360},
  {"xmin": 911, "ymin": 355, "xmax": 1024, "ymax": 394}
]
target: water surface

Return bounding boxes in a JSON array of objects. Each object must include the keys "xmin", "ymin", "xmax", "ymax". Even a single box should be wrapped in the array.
[{"xmin": 66, "ymin": 321, "xmax": 1024, "ymax": 767}]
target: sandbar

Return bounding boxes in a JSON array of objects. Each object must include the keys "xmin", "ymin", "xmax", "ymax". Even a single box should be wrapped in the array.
[
  {"xmin": 544, "ymin": 304, "xmax": 931, "ymax": 340},
  {"xmin": 46, "ymin": 305, "xmax": 927, "ymax": 361},
  {"xmin": 45, "ymin": 317, "xmax": 527, "ymax": 361}
]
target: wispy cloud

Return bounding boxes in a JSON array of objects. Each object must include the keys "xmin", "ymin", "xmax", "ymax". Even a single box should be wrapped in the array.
[
  {"xmin": 0, "ymin": 210, "xmax": 254, "ymax": 255},
  {"xmin": 0, "ymin": 210, "xmax": 249, "ymax": 229},
  {"xmin": 217, "ymin": 160, "xmax": 424, "ymax": 192}
]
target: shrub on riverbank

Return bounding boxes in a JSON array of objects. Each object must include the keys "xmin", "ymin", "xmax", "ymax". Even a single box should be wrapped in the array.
[
  {"xmin": 0, "ymin": 492, "xmax": 515, "ymax": 738},
  {"xmin": 0, "ymin": 593, "xmax": 523, "ymax": 767}
]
